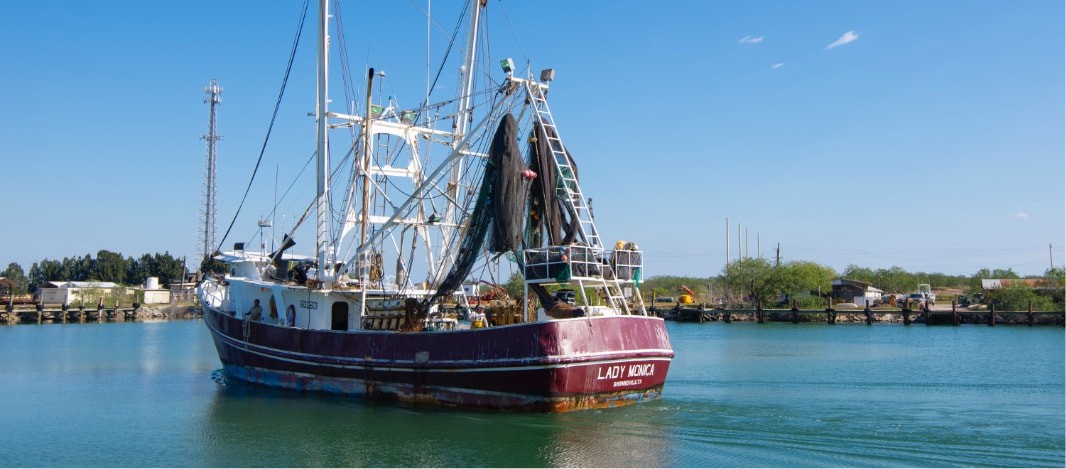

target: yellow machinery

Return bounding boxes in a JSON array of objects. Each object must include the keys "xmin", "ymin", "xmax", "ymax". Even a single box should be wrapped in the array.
[{"xmin": 679, "ymin": 285, "xmax": 695, "ymax": 304}]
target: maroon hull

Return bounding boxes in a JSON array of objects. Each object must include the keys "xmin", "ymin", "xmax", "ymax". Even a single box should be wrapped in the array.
[{"xmin": 203, "ymin": 308, "xmax": 673, "ymax": 411}]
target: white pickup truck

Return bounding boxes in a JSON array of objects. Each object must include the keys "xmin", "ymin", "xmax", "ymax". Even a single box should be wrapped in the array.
[{"xmin": 917, "ymin": 284, "xmax": 936, "ymax": 305}]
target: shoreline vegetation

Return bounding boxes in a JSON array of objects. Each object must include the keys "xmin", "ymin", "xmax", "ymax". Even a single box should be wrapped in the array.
[
  {"xmin": 3, "ymin": 301, "xmax": 1062, "ymax": 326},
  {"xmin": 621, "ymin": 260, "xmax": 1065, "ymax": 314},
  {"xmin": 2, "ymin": 251, "xmax": 1064, "ymax": 321}
]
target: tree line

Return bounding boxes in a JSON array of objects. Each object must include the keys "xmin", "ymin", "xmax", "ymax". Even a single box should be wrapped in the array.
[
  {"xmin": 640, "ymin": 259, "xmax": 1065, "ymax": 312},
  {"xmin": 1, "ymin": 250, "xmax": 189, "ymax": 295},
  {"xmin": 496, "ymin": 256, "xmax": 1064, "ymax": 312},
  {"xmin": 5, "ymin": 251, "xmax": 1063, "ymax": 312}
]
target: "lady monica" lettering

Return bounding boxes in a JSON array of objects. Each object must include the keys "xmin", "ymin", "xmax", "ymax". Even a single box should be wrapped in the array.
[{"xmin": 596, "ymin": 363, "xmax": 655, "ymax": 380}]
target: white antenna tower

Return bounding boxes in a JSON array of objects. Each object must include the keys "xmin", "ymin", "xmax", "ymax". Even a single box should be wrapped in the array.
[{"xmin": 199, "ymin": 80, "xmax": 223, "ymax": 261}]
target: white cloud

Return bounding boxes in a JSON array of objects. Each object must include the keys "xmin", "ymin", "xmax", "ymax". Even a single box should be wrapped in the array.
[
  {"xmin": 1014, "ymin": 212, "xmax": 1031, "ymax": 220},
  {"xmin": 825, "ymin": 30, "xmax": 859, "ymax": 49},
  {"xmin": 771, "ymin": 63, "xmax": 785, "ymax": 69},
  {"xmin": 738, "ymin": 35, "xmax": 764, "ymax": 44}
]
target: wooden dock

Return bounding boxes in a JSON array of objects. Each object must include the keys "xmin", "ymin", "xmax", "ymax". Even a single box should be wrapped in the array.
[
  {"xmin": 654, "ymin": 300, "xmax": 1064, "ymax": 326},
  {"xmin": 2, "ymin": 303, "xmax": 142, "ymax": 324}
]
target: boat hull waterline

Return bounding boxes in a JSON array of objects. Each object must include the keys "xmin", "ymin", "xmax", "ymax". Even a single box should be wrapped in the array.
[{"xmin": 202, "ymin": 307, "xmax": 673, "ymax": 412}]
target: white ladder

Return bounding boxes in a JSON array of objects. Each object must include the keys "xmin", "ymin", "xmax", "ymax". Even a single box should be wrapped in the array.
[
  {"xmin": 525, "ymin": 81, "xmax": 602, "ymax": 250},
  {"xmin": 602, "ymin": 278, "xmax": 632, "ymax": 315},
  {"xmin": 575, "ymin": 277, "xmax": 633, "ymax": 315}
]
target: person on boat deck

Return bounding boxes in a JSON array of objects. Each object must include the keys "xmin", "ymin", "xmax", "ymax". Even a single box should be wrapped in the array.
[
  {"xmin": 247, "ymin": 299, "xmax": 263, "ymax": 321},
  {"xmin": 470, "ymin": 308, "xmax": 487, "ymax": 328}
]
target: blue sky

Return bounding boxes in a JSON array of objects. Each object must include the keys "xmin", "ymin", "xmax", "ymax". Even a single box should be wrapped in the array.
[{"xmin": 1, "ymin": 0, "xmax": 1062, "ymax": 279}]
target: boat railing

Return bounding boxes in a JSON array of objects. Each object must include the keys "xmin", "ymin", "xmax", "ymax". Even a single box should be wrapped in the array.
[
  {"xmin": 523, "ymin": 245, "xmax": 602, "ymax": 283},
  {"xmin": 522, "ymin": 245, "xmax": 643, "ymax": 284},
  {"xmin": 610, "ymin": 249, "xmax": 644, "ymax": 283},
  {"xmin": 198, "ymin": 279, "xmax": 229, "ymax": 310}
]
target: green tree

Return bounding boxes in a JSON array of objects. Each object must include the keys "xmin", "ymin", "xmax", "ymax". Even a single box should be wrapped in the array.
[
  {"xmin": 27, "ymin": 262, "xmax": 43, "ymax": 293},
  {"xmin": 67, "ymin": 254, "xmax": 93, "ymax": 281},
  {"xmin": 93, "ymin": 250, "xmax": 127, "ymax": 283},
  {"xmin": 28, "ymin": 259, "xmax": 68, "ymax": 292},
  {"xmin": 502, "ymin": 271, "xmax": 524, "ymax": 299},
  {"xmin": 841, "ymin": 264, "xmax": 875, "ymax": 284},
  {"xmin": 969, "ymin": 269, "xmax": 993, "ymax": 290},
  {"xmin": 991, "ymin": 268, "xmax": 1020, "ymax": 279},
  {"xmin": 1, "ymin": 262, "xmax": 29, "ymax": 295},
  {"xmin": 777, "ymin": 261, "xmax": 836, "ymax": 307},
  {"xmin": 1043, "ymin": 267, "xmax": 1065, "ymax": 289},
  {"xmin": 152, "ymin": 252, "xmax": 186, "ymax": 286},
  {"xmin": 125, "ymin": 254, "xmax": 152, "ymax": 286},
  {"xmin": 1039, "ymin": 267, "xmax": 1065, "ymax": 309},
  {"xmin": 875, "ymin": 266, "xmax": 912, "ymax": 293},
  {"xmin": 721, "ymin": 257, "xmax": 776, "ymax": 306},
  {"xmin": 985, "ymin": 286, "xmax": 1058, "ymax": 311},
  {"xmin": 641, "ymin": 275, "xmax": 708, "ymax": 301},
  {"xmin": 199, "ymin": 252, "xmax": 227, "ymax": 276}
]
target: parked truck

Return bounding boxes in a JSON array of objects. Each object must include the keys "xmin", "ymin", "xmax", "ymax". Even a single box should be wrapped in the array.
[{"xmin": 917, "ymin": 284, "xmax": 936, "ymax": 306}]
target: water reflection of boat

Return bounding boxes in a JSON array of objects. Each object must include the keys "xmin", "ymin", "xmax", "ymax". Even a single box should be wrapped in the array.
[
  {"xmin": 197, "ymin": 0, "xmax": 673, "ymax": 412},
  {"xmin": 200, "ymin": 379, "xmax": 672, "ymax": 467}
]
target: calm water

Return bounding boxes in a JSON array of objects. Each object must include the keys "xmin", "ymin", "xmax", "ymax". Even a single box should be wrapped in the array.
[{"xmin": 1, "ymin": 320, "xmax": 1062, "ymax": 467}]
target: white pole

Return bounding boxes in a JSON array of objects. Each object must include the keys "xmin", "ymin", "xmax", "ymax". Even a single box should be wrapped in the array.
[{"xmin": 315, "ymin": 0, "xmax": 333, "ymax": 285}]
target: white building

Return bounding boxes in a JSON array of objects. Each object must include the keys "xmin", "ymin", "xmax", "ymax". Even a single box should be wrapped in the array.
[
  {"xmin": 831, "ymin": 279, "xmax": 884, "ymax": 306},
  {"xmin": 38, "ymin": 281, "xmax": 120, "ymax": 305},
  {"xmin": 139, "ymin": 277, "xmax": 171, "ymax": 304}
]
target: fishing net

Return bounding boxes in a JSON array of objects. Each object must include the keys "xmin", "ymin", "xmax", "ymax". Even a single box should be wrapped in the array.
[
  {"xmin": 417, "ymin": 114, "xmax": 528, "ymax": 317},
  {"xmin": 488, "ymin": 114, "xmax": 526, "ymax": 254},
  {"xmin": 526, "ymin": 122, "xmax": 580, "ymax": 247}
]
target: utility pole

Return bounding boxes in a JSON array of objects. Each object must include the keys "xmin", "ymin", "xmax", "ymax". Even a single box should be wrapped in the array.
[
  {"xmin": 775, "ymin": 243, "xmax": 781, "ymax": 268},
  {"xmin": 200, "ymin": 80, "xmax": 223, "ymax": 261}
]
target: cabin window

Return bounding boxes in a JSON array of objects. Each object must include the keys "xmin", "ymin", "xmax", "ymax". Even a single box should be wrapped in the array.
[{"xmin": 331, "ymin": 302, "xmax": 349, "ymax": 331}]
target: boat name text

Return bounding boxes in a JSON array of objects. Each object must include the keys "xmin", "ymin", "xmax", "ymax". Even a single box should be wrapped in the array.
[
  {"xmin": 299, "ymin": 300, "xmax": 318, "ymax": 310},
  {"xmin": 596, "ymin": 363, "xmax": 655, "ymax": 384}
]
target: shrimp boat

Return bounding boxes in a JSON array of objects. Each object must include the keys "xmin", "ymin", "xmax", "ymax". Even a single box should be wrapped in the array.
[{"xmin": 197, "ymin": 0, "xmax": 673, "ymax": 412}]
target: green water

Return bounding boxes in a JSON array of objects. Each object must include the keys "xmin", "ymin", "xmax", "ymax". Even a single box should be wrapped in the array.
[{"xmin": 1, "ymin": 320, "xmax": 1062, "ymax": 467}]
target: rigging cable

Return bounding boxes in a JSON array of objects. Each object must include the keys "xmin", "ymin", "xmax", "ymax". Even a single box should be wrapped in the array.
[
  {"xmin": 271, "ymin": 145, "xmax": 357, "ymax": 264},
  {"xmin": 215, "ymin": 0, "xmax": 310, "ymax": 254},
  {"xmin": 332, "ymin": 0, "xmax": 358, "ymax": 127},
  {"xmin": 419, "ymin": 1, "xmax": 469, "ymax": 108},
  {"xmin": 494, "ymin": 0, "xmax": 529, "ymax": 65}
]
